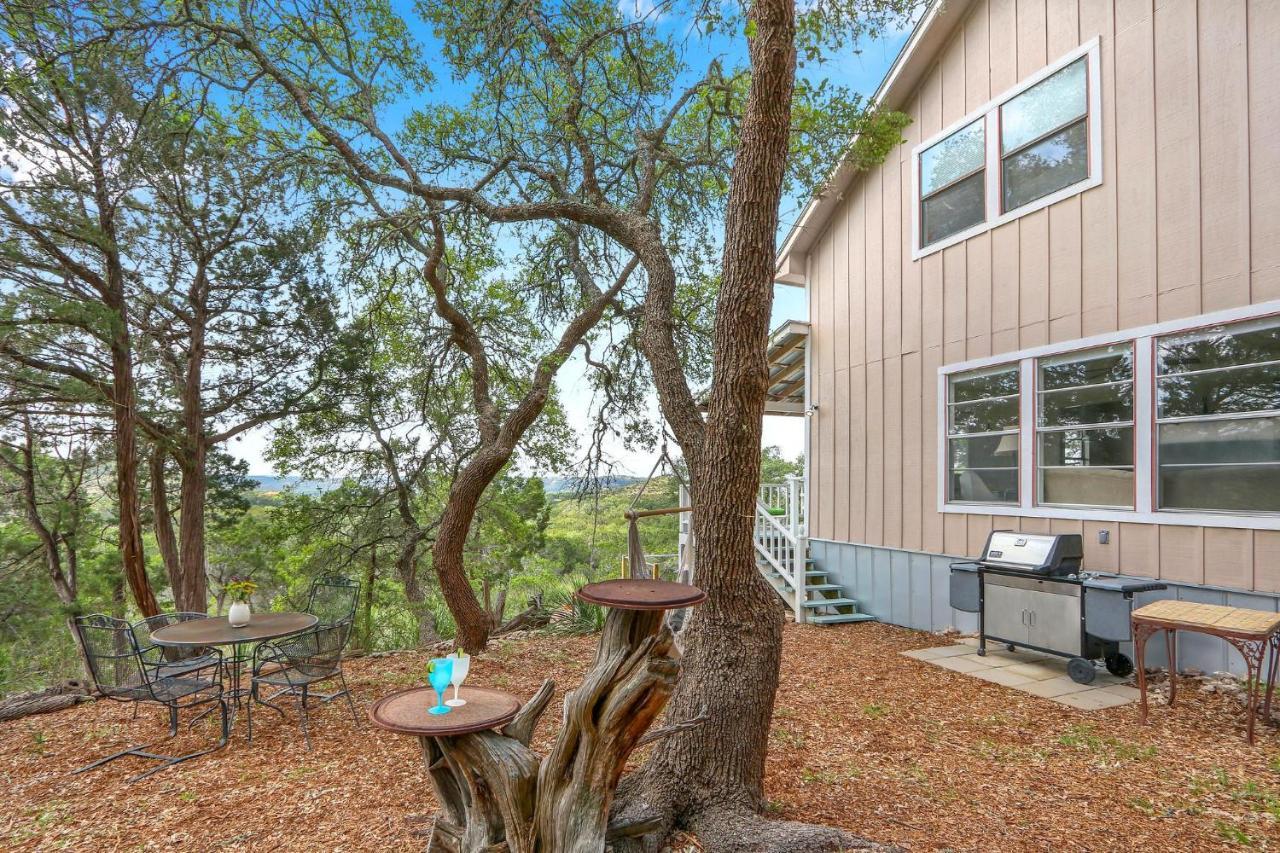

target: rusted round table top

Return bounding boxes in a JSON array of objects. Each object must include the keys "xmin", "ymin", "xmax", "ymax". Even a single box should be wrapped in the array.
[
  {"xmin": 150, "ymin": 612, "xmax": 318, "ymax": 647},
  {"xmin": 576, "ymin": 579, "xmax": 707, "ymax": 611},
  {"xmin": 368, "ymin": 687, "xmax": 521, "ymax": 737}
]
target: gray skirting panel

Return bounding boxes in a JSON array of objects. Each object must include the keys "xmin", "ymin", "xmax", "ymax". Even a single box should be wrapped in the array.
[{"xmin": 808, "ymin": 538, "xmax": 1280, "ymax": 678}]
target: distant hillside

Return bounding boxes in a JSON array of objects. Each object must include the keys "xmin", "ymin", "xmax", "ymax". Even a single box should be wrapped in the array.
[
  {"xmin": 249, "ymin": 475, "xmax": 342, "ymax": 495},
  {"xmin": 541, "ymin": 475, "xmax": 643, "ymax": 495}
]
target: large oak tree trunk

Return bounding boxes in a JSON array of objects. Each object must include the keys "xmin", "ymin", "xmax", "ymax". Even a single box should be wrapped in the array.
[
  {"xmin": 619, "ymin": 2, "xmax": 871, "ymax": 849},
  {"xmin": 150, "ymin": 448, "xmax": 183, "ymax": 594}
]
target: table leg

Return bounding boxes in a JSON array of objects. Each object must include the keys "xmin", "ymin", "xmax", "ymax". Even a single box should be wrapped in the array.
[
  {"xmin": 1264, "ymin": 635, "xmax": 1280, "ymax": 725},
  {"xmin": 1134, "ymin": 621, "xmax": 1155, "ymax": 725},
  {"xmin": 1166, "ymin": 629, "xmax": 1178, "ymax": 707}
]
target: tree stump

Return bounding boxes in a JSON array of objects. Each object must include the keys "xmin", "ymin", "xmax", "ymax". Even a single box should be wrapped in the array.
[{"xmin": 375, "ymin": 580, "xmax": 703, "ymax": 852}]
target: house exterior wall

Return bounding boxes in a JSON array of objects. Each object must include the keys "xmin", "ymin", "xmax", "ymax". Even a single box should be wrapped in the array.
[{"xmin": 806, "ymin": 0, "xmax": 1280, "ymax": 598}]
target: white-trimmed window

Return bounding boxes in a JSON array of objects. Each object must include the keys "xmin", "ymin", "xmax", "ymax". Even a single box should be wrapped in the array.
[
  {"xmin": 913, "ymin": 39, "xmax": 1102, "ymax": 258},
  {"xmin": 946, "ymin": 364, "xmax": 1019, "ymax": 504},
  {"xmin": 1036, "ymin": 344, "xmax": 1134, "ymax": 509},
  {"xmin": 937, "ymin": 302, "xmax": 1280, "ymax": 530},
  {"xmin": 1156, "ymin": 317, "xmax": 1280, "ymax": 513}
]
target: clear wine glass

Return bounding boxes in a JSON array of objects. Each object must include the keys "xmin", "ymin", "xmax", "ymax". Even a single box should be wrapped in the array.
[{"xmin": 446, "ymin": 652, "xmax": 471, "ymax": 707}]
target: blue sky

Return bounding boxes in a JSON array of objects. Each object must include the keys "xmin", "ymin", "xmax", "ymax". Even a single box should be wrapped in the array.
[{"xmin": 228, "ymin": 2, "xmax": 917, "ymax": 477}]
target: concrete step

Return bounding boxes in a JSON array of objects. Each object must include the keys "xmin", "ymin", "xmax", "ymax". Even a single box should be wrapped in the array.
[
  {"xmin": 808, "ymin": 613, "xmax": 877, "ymax": 626},
  {"xmin": 801, "ymin": 597, "xmax": 860, "ymax": 610}
]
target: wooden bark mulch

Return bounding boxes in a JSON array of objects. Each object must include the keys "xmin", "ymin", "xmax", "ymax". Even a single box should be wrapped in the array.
[{"xmin": 2, "ymin": 621, "xmax": 1279, "ymax": 851}]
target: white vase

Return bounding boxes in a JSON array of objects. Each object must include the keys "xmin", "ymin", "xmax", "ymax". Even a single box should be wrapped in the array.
[{"xmin": 228, "ymin": 601, "xmax": 251, "ymax": 627}]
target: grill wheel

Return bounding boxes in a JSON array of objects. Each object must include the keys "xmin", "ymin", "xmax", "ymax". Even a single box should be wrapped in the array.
[
  {"xmin": 1104, "ymin": 652, "xmax": 1134, "ymax": 678},
  {"xmin": 1067, "ymin": 657, "xmax": 1097, "ymax": 685}
]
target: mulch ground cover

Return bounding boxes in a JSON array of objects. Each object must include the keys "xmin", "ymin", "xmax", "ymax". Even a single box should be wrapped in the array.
[{"xmin": 3, "ymin": 621, "xmax": 1279, "ymax": 851}]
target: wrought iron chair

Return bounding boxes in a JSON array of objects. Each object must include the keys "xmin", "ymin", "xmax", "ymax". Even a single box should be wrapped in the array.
[
  {"xmin": 131, "ymin": 612, "xmax": 220, "ymax": 678},
  {"xmin": 73, "ymin": 614, "xmax": 228, "ymax": 781},
  {"xmin": 304, "ymin": 574, "xmax": 360, "ymax": 627},
  {"xmin": 248, "ymin": 622, "xmax": 359, "ymax": 750}
]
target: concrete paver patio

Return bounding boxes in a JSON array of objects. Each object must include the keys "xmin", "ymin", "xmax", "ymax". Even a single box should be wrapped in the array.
[{"xmin": 901, "ymin": 636, "xmax": 1140, "ymax": 709}]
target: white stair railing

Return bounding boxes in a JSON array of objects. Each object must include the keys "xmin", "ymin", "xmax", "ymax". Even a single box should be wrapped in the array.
[{"xmin": 754, "ymin": 500, "xmax": 806, "ymax": 624}]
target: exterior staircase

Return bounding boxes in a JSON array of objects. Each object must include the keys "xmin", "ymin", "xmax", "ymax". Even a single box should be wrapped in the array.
[
  {"xmin": 676, "ymin": 476, "xmax": 876, "ymax": 626},
  {"xmin": 751, "ymin": 479, "xmax": 876, "ymax": 627}
]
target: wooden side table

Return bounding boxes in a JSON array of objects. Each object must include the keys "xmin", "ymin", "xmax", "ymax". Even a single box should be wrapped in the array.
[{"xmin": 1132, "ymin": 600, "xmax": 1280, "ymax": 744}]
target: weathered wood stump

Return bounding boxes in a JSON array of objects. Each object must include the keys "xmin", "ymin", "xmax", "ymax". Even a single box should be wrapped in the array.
[{"xmin": 373, "ymin": 580, "xmax": 705, "ymax": 853}]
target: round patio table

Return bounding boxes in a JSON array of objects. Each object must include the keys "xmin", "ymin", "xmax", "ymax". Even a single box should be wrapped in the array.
[{"xmin": 151, "ymin": 612, "xmax": 318, "ymax": 713}]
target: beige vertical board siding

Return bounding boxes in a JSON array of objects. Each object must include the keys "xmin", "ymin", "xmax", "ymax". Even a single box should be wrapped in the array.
[
  {"xmin": 1249, "ymin": 0, "xmax": 1280, "ymax": 301},
  {"xmin": 1114, "ymin": 9, "xmax": 1158, "ymax": 329},
  {"xmin": 833, "ymin": 367, "xmax": 851, "ymax": 543},
  {"xmin": 900, "ymin": 136, "xmax": 923, "ymax": 355},
  {"xmin": 1153, "ymin": 0, "xmax": 1201, "ymax": 321},
  {"xmin": 1083, "ymin": 522, "xmax": 1120, "ymax": 570},
  {"xmin": 1119, "ymin": 523, "xmax": 1160, "ymax": 578},
  {"xmin": 1198, "ymin": 0, "xmax": 1251, "ymax": 312},
  {"xmin": 816, "ymin": 369, "xmax": 835, "ymax": 540},
  {"xmin": 866, "ymin": 362, "xmax": 885, "ymax": 545},
  {"xmin": 989, "ymin": 0, "xmax": 1019, "ymax": 90},
  {"xmin": 991, "ymin": 223, "xmax": 1020, "ymax": 353},
  {"xmin": 922, "ymin": 346, "xmax": 944, "ymax": 553},
  {"xmin": 883, "ymin": 147, "xmax": 903, "ymax": 356},
  {"xmin": 1255, "ymin": 532, "xmax": 1280, "ymax": 593},
  {"xmin": 941, "ymin": 25, "xmax": 967, "ymax": 127},
  {"xmin": 1204, "ymin": 528, "xmax": 1253, "ymax": 591},
  {"xmin": 800, "ymin": 0, "xmax": 1280, "ymax": 592},
  {"xmin": 967, "ymin": 514, "xmax": 993, "ymax": 556},
  {"xmin": 1159, "ymin": 526, "xmax": 1205, "ymax": 585},
  {"xmin": 1048, "ymin": 198, "xmax": 1083, "ymax": 342},
  {"xmin": 866, "ymin": 171, "xmax": 885, "ymax": 365},
  {"xmin": 901, "ymin": 350, "xmax": 924, "ymax": 551},
  {"xmin": 1018, "ymin": 210, "xmax": 1050, "ymax": 347},
  {"xmin": 883, "ymin": 356, "xmax": 904, "ymax": 548},
  {"xmin": 1016, "ymin": 0, "xmax": 1047, "ymax": 77},
  {"xmin": 966, "ymin": 232, "xmax": 993, "ymax": 357},
  {"xmin": 1047, "ymin": 0, "xmax": 1079, "ymax": 55},
  {"xmin": 850, "ymin": 184, "xmax": 868, "ymax": 369},
  {"xmin": 965, "ymin": 0, "xmax": 991, "ymax": 110},
  {"xmin": 849, "ymin": 366, "xmax": 868, "ymax": 544},
  {"xmin": 1079, "ymin": 0, "xmax": 1120, "ymax": 335},
  {"xmin": 1020, "ymin": 517, "xmax": 1052, "ymax": 534},
  {"xmin": 832, "ymin": 196, "xmax": 851, "ymax": 373},
  {"xmin": 944, "ymin": 244, "xmax": 968, "ymax": 364}
]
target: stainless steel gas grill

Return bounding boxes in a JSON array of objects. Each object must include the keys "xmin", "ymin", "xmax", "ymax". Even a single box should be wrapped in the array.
[{"xmin": 950, "ymin": 531, "xmax": 1167, "ymax": 684}]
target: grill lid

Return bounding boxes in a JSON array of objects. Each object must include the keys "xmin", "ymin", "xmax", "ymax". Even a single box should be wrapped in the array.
[{"xmin": 979, "ymin": 531, "xmax": 1083, "ymax": 575}]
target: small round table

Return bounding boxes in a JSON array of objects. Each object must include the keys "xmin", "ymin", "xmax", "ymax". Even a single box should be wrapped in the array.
[
  {"xmin": 369, "ymin": 686, "xmax": 524, "ymax": 847},
  {"xmin": 151, "ymin": 612, "xmax": 318, "ymax": 711},
  {"xmin": 576, "ymin": 578, "xmax": 707, "ymax": 610}
]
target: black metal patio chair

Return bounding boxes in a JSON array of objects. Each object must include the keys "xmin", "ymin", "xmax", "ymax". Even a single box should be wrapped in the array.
[
  {"xmin": 72, "ymin": 614, "xmax": 229, "ymax": 781},
  {"xmin": 131, "ymin": 612, "xmax": 220, "ymax": 678},
  {"xmin": 248, "ymin": 621, "xmax": 359, "ymax": 750},
  {"xmin": 304, "ymin": 574, "xmax": 360, "ymax": 627}
]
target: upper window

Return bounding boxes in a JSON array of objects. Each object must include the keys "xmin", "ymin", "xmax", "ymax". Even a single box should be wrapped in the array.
[
  {"xmin": 920, "ymin": 119, "xmax": 985, "ymax": 246},
  {"xmin": 946, "ymin": 364, "xmax": 1019, "ymax": 505},
  {"xmin": 1036, "ymin": 344, "xmax": 1134, "ymax": 509},
  {"xmin": 1156, "ymin": 317, "xmax": 1280, "ymax": 513},
  {"xmin": 1000, "ymin": 58, "xmax": 1089, "ymax": 213},
  {"xmin": 914, "ymin": 40, "xmax": 1100, "ymax": 257}
]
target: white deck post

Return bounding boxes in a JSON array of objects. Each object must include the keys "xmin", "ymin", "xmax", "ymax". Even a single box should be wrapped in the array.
[{"xmin": 786, "ymin": 474, "xmax": 806, "ymax": 623}]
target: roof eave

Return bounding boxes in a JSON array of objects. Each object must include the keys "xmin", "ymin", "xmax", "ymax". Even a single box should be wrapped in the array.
[{"xmin": 774, "ymin": 0, "xmax": 973, "ymax": 286}]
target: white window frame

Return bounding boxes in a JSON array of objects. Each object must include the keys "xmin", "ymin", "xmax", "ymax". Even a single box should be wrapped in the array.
[
  {"xmin": 911, "ymin": 37, "xmax": 1103, "ymax": 260},
  {"xmin": 936, "ymin": 299, "xmax": 1280, "ymax": 531},
  {"xmin": 945, "ymin": 363, "xmax": 1021, "ymax": 506}
]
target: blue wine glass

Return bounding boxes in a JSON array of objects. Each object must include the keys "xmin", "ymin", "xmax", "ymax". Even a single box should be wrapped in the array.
[{"xmin": 427, "ymin": 658, "xmax": 454, "ymax": 715}]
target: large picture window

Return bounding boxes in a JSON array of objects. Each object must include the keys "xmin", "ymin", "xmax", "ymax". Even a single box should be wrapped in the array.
[
  {"xmin": 1036, "ymin": 344, "xmax": 1134, "ymax": 508},
  {"xmin": 913, "ymin": 39, "xmax": 1101, "ymax": 257},
  {"xmin": 947, "ymin": 364, "xmax": 1019, "ymax": 504},
  {"xmin": 938, "ymin": 304, "xmax": 1280, "ymax": 529},
  {"xmin": 1156, "ymin": 317, "xmax": 1280, "ymax": 513}
]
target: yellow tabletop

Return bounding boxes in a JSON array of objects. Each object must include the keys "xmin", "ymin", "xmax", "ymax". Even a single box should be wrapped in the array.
[{"xmin": 1132, "ymin": 599, "xmax": 1280, "ymax": 636}]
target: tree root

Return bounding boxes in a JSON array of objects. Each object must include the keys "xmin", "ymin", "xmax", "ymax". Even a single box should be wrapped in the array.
[{"xmin": 687, "ymin": 810, "xmax": 895, "ymax": 853}]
